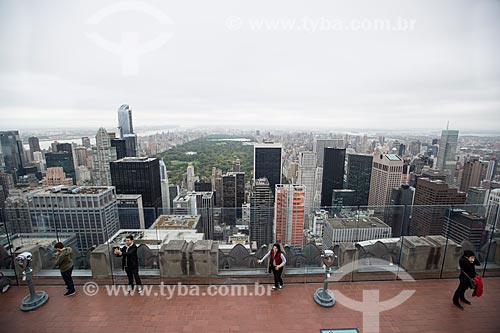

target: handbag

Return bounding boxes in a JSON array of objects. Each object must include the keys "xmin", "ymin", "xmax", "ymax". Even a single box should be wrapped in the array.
[{"xmin": 462, "ymin": 271, "xmax": 477, "ymax": 289}]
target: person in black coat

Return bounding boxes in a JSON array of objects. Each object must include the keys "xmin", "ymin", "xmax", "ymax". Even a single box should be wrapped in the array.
[
  {"xmin": 114, "ymin": 235, "xmax": 143, "ymax": 294},
  {"xmin": 453, "ymin": 250, "xmax": 480, "ymax": 309}
]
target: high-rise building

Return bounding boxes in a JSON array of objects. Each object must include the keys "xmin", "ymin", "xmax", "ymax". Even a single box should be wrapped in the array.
[
  {"xmin": 110, "ymin": 157, "xmax": 162, "ymax": 228},
  {"xmin": 42, "ymin": 167, "xmax": 73, "ymax": 186},
  {"xmin": 331, "ymin": 189, "xmax": 355, "ymax": 214},
  {"xmin": 320, "ymin": 148, "xmax": 346, "ymax": 208},
  {"xmin": 322, "ymin": 216, "xmax": 391, "ymax": 248},
  {"xmin": 249, "ymin": 178, "xmax": 274, "ymax": 247},
  {"xmin": 385, "ymin": 185, "xmax": 415, "ymax": 236},
  {"xmin": 436, "ymin": 129, "xmax": 459, "ymax": 182},
  {"xmin": 297, "ymin": 151, "xmax": 317, "ymax": 216},
  {"xmin": 288, "ymin": 161, "xmax": 299, "ymax": 183},
  {"xmin": 313, "ymin": 139, "xmax": 344, "ymax": 167},
  {"xmin": 116, "ymin": 194, "xmax": 145, "ymax": 229},
  {"xmin": 159, "ymin": 160, "xmax": 170, "ymax": 213},
  {"xmin": 117, "ymin": 104, "xmax": 134, "ymax": 137},
  {"xmin": 232, "ymin": 159, "xmax": 241, "ymax": 172},
  {"xmin": 459, "ymin": 158, "xmax": 488, "ymax": 192},
  {"xmin": 410, "ymin": 178, "xmax": 466, "ymax": 236},
  {"xmin": 4, "ymin": 190, "xmax": 32, "ymax": 234},
  {"xmin": 168, "ymin": 184, "xmax": 179, "ymax": 211},
  {"xmin": 186, "ymin": 163, "xmax": 198, "ymax": 191},
  {"xmin": 194, "ymin": 180, "xmax": 212, "ymax": 192},
  {"xmin": 28, "ymin": 186, "xmax": 119, "ymax": 254},
  {"xmin": 45, "ymin": 151, "xmax": 76, "ymax": 184},
  {"xmin": 465, "ymin": 187, "xmax": 488, "ymax": 215},
  {"xmin": 485, "ymin": 159, "xmax": 498, "ymax": 182},
  {"xmin": 442, "ymin": 208, "xmax": 486, "ymax": 250},
  {"xmin": 111, "ymin": 138, "xmax": 127, "ymax": 160},
  {"xmin": 254, "ymin": 143, "xmax": 282, "ymax": 195},
  {"xmin": 81, "ymin": 137, "xmax": 91, "ymax": 148},
  {"xmin": 486, "ymin": 189, "xmax": 500, "ymax": 226},
  {"xmin": 222, "ymin": 172, "xmax": 245, "ymax": 225},
  {"xmin": 92, "ymin": 127, "xmax": 117, "ymax": 186},
  {"xmin": 275, "ymin": 184, "xmax": 305, "ymax": 248},
  {"xmin": 368, "ymin": 154, "xmax": 403, "ymax": 206},
  {"xmin": 346, "ymin": 153, "xmax": 373, "ymax": 207},
  {"xmin": 172, "ymin": 191, "xmax": 214, "ymax": 239},
  {"xmin": 28, "ymin": 136, "xmax": 41, "ymax": 161},
  {"xmin": 0, "ymin": 131, "xmax": 25, "ymax": 178}
]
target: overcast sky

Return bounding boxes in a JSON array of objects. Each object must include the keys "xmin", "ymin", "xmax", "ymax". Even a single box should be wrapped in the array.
[{"xmin": 0, "ymin": 0, "xmax": 499, "ymax": 131}]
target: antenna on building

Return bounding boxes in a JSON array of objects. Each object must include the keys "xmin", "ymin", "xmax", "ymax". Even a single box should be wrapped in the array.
[{"xmin": 446, "ymin": 121, "xmax": 449, "ymax": 130}]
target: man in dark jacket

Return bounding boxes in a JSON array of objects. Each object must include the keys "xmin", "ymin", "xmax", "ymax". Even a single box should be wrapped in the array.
[
  {"xmin": 453, "ymin": 250, "xmax": 480, "ymax": 309},
  {"xmin": 54, "ymin": 242, "xmax": 76, "ymax": 296},
  {"xmin": 114, "ymin": 235, "xmax": 142, "ymax": 294}
]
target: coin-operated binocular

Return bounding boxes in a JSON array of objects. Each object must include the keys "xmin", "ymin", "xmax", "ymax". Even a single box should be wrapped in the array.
[
  {"xmin": 15, "ymin": 252, "xmax": 49, "ymax": 311},
  {"xmin": 313, "ymin": 250, "xmax": 337, "ymax": 307}
]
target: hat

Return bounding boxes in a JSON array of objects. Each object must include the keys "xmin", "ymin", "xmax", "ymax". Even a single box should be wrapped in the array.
[{"xmin": 463, "ymin": 250, "xmax": 475, "ymax": 257}]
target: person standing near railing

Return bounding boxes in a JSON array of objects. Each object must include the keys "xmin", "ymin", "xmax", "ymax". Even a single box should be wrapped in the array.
[
  {"xmin": 453, "ymin": 250, "xmax": 480, "ymax": 310},
  {"xmin": 54, "ymin": 242, "xmax": 76, "ymax": 297},
  {"xmin": 257, "ymin": 243, "xmax": 287, "ymax": 290},
  {"xmin": 114, "ymin": 235, "xmax": 143, "ymax": 294}
]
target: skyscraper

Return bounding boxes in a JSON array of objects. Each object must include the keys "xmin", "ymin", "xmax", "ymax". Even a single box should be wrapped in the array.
[
  {"xmin": 42, "ymin": 167, "xmax": 73, "ymax": 186},
  {"xmin": 320, "ymin": 148, "xmax": 346, "ymax": 208},
  {"xmin": 297, "ymin": 151, "xmax": 317, "ymax": 216},
  {"xmin": 459, "ymin": 157, "xmax": 487, "ymax": 192},
  {"xmin": 436, "ymin": 129, "xmax": 459, "ymax": 182},
  {"xmin": 442, "ymin": 208, "xmax": 486, "ymax": 250},
  {"xmin": 385, "ymin": 185, "xmax": 415, "ymax": 236},
  {"xmin": 186, "ymin": 164, "xmax": 198, "ymax": 191},
  {"xmin": 346, "ymin": 153, "xmax": 373, "ymax": 207},
  {"xmin": 81, "ymin": 137, "xmax": 91, "ymax": 148},
  {"xmin": 117, "ymin": 104, "xmax": 134, "ymax": 137},
  {"xmin": 92, "ymin": 127, "xmax": 117, "ymax": 186},
  {"xmin": 275, "ymin": 184, "xmax": 305, "ymax": 248},
  {"xmin": 222, "ymin": 172, "xmax": 245, "ymax": 225},
  {"xmin": 410, "ymin": 178, "xmax": 466, "ymax": 236},
  {"xmin": 485, "ymin": 159, "xmax": 498, "ymax": 182},
  {"xmin": 254, "ymin": 143, "xmax": 282, "ymax": 195},
  {"xmin": 368, "ymin": 154, "xmax": 403, "ymax": 206},
  {"xmin": 28, "ymin": 186, "xmax": 119, "ymax": 254},
  {"xmin": 45, "ymin": 151, "xmax": 76, "ymax": 184},
  {"xmin": 250, "ymin": 178, "xmax": 274, "ymax": 247},
  {"xmin": 28, "ymin": 136, "xmax": 41, "ymax": 161},
  {"xmin": 110, "ymin": 157, "xmax": 162, "ymax": 228},
  {"xmin": 159, "ymin": 160, "xmax": 170, "ymax": 213},
  {"xmin": 0, "ymin": 131, "xmax": 25, "ymax": 178},
  {"xmin": 313, "ymin": 138, "xmax": 344, "ymax": 167}
]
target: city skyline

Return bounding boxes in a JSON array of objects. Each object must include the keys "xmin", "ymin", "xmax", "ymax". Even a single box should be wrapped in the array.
[{"xmin": 1, "ymin": 0, "xmax": 499, "ymax": 130}]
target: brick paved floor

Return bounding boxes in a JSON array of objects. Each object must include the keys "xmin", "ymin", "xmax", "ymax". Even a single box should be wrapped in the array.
[{"xmin": 0, "ymin": 278, "xmax": 499, "ymax": 333}]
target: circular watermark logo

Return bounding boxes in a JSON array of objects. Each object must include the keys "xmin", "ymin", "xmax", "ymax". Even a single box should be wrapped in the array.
[{"xmin": 83, "ymin": 282, "xmax": 99, "ymax": 296}]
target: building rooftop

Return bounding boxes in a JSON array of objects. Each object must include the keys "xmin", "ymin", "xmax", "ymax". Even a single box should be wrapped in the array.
[
  {"xmin": 327, "ymin": 216, "xmax": 390, "ymax": 229},
  {"xmin": 107, "ymin": 229, "xmax": 204, "ymax": 249},
  {"xmin": 1, "ymin": 278, "xmax": 499, "ymax": 332},
  {"xmin": 113, "ymin": 157, "xmax": 157, "ymax": 163},
  {"xmin": 150, "ymin": 215, "xmax": 200, "ymax": 230},
  {"xmin": 31, "ymin": 186, "xmax": 113, "ymax": 195}
]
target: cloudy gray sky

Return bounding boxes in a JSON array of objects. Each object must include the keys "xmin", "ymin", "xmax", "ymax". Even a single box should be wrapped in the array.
[{"xmin": 0, "ymin": 0, "xmax": 499, "ymax": 131}]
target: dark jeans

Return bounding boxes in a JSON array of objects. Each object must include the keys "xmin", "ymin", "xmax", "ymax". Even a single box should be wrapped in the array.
[
  {"xmin": 272, "ymin": 266, "xmax": 283, "ymax": 288},
  {"xmin": 125, "ymin": 267, "xmax": 142, "ymax": 287},
  {"xmin": 61, "ymin": 266, "xmax": 75, "ymax": 293},
  {"xmin": 453, "ymin": 275, "xmax": 470, "ymax": 304}
]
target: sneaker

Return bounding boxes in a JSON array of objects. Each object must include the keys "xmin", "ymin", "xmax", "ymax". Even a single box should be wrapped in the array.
[
  {"xmin": 64, "ymin": 291, "xmax": 76, "ymax": 297},
  {"xmin": 138, "ymin": 286, "xmax": 143, "ymax": 294},
  {"xmin": 126, "ymin": 286, "xmax": 132, "ymax": 293},
  {"xmin": 453, "ymin": 302, "xmax": 464, "ymax": 310},
  {"xmin": 279, "ymin": 284, "xmax": 284, "ymax": 289},
  {"xmin": 271, "ymin": 286, "xmax": 278, "ymax": 290}
]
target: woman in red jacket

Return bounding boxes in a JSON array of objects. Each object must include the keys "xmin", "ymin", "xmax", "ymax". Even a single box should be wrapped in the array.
[
  {"xmin": 453, "ymin": 250, "xmax": 480, "ymax": 310},
  {"xmin": 258, "ymin": 243, "xmax": 287, "ymax": 290}
]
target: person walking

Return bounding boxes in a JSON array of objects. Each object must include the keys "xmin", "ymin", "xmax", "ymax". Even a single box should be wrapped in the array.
[
  {"xmin": 54, "ymin": 242, "xmax": 76, "ymax": 296},
  {"xmin": 453, "ymin": 250, "xmax": 480, "ymax": 310},
  {"xmin": 257, "ymin": 243, "xmax": 287, "ymax": 290},
  {"xmin": 114, "ymin": 235, "xmax": 143, "ymax": 294}
]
